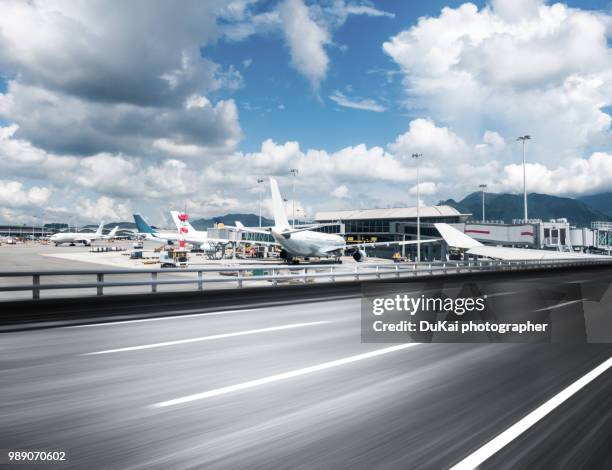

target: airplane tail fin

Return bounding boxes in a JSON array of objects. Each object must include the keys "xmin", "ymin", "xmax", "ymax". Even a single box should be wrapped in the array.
[
  {"xmin": 108, "ymin": 226, "xmax": 119, "ymax": 238},
  {"xmin": 95, "ymin": 221, "xmax": 104, "ymax": 237},
  {"xmin": 133, "ymin": 214, "xmax": 155, "ymax": 234},
  {"xmin": 269, "ymin": 177, "xmax": 290, "ymax": 230},
  {"xmin": 434, "ymin": 223, "xmax": 483, "ymax": 249},
  {"xmin": 235, "ymin": 221, "xmax": 245, "ymax": 229},
  {"xmin": 170, "ymin": 211, "xmax": 197, "ymax": 235}
]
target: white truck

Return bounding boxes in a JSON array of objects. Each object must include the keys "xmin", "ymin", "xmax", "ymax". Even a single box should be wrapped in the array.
[{"xmin": 159, "ymin": 250, "xmax": 189, "ymax": 268}]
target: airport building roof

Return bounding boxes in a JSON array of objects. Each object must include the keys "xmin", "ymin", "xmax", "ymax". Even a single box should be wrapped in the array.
[{"xmin": 315, "ymin": 205, "xmax": 468, "ymax": 221}]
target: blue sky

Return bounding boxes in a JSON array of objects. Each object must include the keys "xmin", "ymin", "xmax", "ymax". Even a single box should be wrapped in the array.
[
  {"xmin": 207, "ymin": 0, "xmax": 610, "ymax": 152},
  {"xmin": 206, "ymin": 1, "xmax": 476, "ymax": 152},
  {"xmin": 1, "ymin": 0, "xmax": 612, "ymax": 224}
]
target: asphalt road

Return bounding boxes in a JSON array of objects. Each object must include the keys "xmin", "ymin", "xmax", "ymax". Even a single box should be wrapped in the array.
[{"xmin": 2, "ymin": 268, "xmax": 612, "ymax": 469}]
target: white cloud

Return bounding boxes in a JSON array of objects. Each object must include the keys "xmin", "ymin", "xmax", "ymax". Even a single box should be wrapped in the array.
[
  {"xmin": 76, "ymin": 196, "xmax": 132, "ymax": 222},
  {"xmin": 408, "ymin": 182, "xmax": 438, "ymax": 196},
  {"xmin": 0, "ymin": 180, "xmax": 52, "ymax": 208},
  {"xmin": 342, "ymin": 4, "xmax": 395, "ymax": 19},
  {"xmin": 0, "ymin": 0, "xmax": 228, "ymax": 106},
  {"xmin": 480, "ymin": 130, "xmax": 506, "ymax": 152},
  {"xmin": 0, "ymin": 82, "xmax": 242, "ymax": 157},
  {"xmin": 331, "ymin": 185, "xmax": 349, "ymax": 198},
  {"xmin": 329, "ymin": 91, "xmax": 386, "ymax": 112},
  {"xmin": 383, "ymin": 1, "xmax": 612, "ymax": 165},
  {"xmin": 500, "ymin": 152, "xmax": 612, "ymax": 195},
  {"xmin": 388, "ymin": 118, "xmax": 468, "ymax": 161},
  {"xmin": 278, "ymin": 0, "xmax": 330, "ymax": 89},
  {"xmin": 205, "ymin": 138, "xmax": 430, "ymax": 188},
  {"xmin": 0, "ymin": 2, "xmax": 243, "ymax": 157}
]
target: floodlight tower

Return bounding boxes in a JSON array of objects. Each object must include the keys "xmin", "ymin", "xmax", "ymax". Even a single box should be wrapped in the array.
[
  {"xmin": 257, "ymin": 178, "xmax": 264, "ymax": 227},
  {"xmin": 517, "ymin": 135, "xmax": 531, "ymax": 222},
  {"xmin": 412, "ymin": 153, "xmax": 423, "ymax": 262},
  {"xmin": 479, "ymin": 184, "xmax": 487, "ymax": 222}
]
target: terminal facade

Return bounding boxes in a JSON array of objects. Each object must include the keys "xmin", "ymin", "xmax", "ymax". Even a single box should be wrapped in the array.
[
  {"xmin": 315, "ymin": 206, "xmax": 469, "ymax": 260},
  {"xmin": 315, "ymin": 207, "xmax": 612, "ymax": 260}
]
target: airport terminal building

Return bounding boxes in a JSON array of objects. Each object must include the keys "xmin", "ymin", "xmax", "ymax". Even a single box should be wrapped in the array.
[
  {"xmin": 315, "ymin": 206, "xmax": 470, "ymax": 260},
  {"xmin": 314, "ymin": 206, "xmax": 612, "ymax": 260}
]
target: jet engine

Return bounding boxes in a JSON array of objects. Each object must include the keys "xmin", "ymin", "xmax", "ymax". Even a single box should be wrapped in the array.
[
  {"xmin": 352, "ymin": 249, "xmax": 367, "ymax": 262},
  {"xmin": 279, "ymin": 249, "xmax": 293, "ymax": 262}
]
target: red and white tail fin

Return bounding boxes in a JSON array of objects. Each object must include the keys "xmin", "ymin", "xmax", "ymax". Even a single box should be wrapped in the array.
[{"xmin": 170, "ymin": 210, "xmax": 196, "ymax": 234}]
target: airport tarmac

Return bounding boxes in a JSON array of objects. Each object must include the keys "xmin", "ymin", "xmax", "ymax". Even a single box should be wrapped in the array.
[{"xmin": 0, "ymin": 241, "xmax": 395, "ymax": 302}]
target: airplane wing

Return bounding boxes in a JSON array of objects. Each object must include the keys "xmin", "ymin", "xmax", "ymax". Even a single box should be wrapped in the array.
[
  {"xmin": 233, "ymin": 224, "xmax": 270, "ymax": 235},
  {"xmin": 434, "ymin": 223, "xmax": 609, "ymax": 261},
  {"xmin": 467, "ymin": 246, "xmax": 610, "ymax": 260},
  {"xmin": 278, "ymin": 223, "xmax": 340, "ymax": 235},
  {"xmin": 434, "ymin": 223, "xmax": 482, "ymax": 249}
]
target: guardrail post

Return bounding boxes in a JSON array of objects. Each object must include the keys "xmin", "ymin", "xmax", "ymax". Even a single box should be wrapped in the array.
[
  {"xmin": 33, "ymin": 274, "xmax": 40, "ymax": 300},
  {"xmin": 376, "ymin": 265, "xmax": 381, "ymax": 279},
  {"xmin": 272, "ymin": 268, "xmax": 277, "ymax": 287},
  {"xmin": 330, "ymin": 266, "xmax": 335, "ymax": 282},
  {"xmin": 303, "ymin": 268, "xmax": 308, "ymax": 284},
  {"xmin": 97, "ymin": 273, "xmax": 104, "ymax": 296},
  {"xmin": 237, "ymin": 270, "xmax": 243, "ymax": 288},
  {"xmin": 354, "ymin": 265, "xmax": 359, "ymax": 281},
  {"xmin": 151, "ymin": 272, "xmax": 157, "ymax": 293},
  {"xmin": 429, "ymin": 263, "xmax": 432, "ymax": 275},
  {"xmin": 198, "ymin": 271, "xmax": 203, "ymax": 291},
  {"xmin": 396, "ymin": 265, "xmax": 400, "ymax": 278}
]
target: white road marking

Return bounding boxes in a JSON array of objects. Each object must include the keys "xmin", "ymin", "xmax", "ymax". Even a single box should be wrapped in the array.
[
  {"xmin": 151, "ymin": 343, "xmax": 418, "ymax": 408},
  {"xmin": 484, "ymin": 291, "xmax": 519, "ymax": 298},
  {"xmin": 533, "ymin": 299, "xmax": 586, "ymax": 312},
  {"xmin": 449, "ymin": 355, "xmax": 612, "ymax": 470},
  {"xmin": 67, "ymin": 295, "xmax": 359, "ymax": 329},
  {"xmin": 68, "ymin": 308, "xmax": 258, "ymax": 328},
  {"xmin": 84, "ymin": 321, "xmax": 330, "ymax": 355},
  {"xmin": 565, "ymin": 279, "xmax": 592, "ymax": 284}
]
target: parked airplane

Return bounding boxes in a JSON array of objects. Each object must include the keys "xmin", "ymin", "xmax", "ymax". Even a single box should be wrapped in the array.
[
  {"xmin": 243, "ymin": 177, "xmax": 439, "ymax": 263},
  {"xmin": 50, "ymin": 222, "xmax": 106, "ymax": 246},
  {"xmin": 434, "ymin": 223, "xmax": 610, "ymax": 260},
  {"xmin": 169, "ymin": 211, "xmax": 219, "ymax": 251},
  {"xmin": 105, "ymin": 226, "xmax": 119, "ymax": 240},
  {"xmin": 169, "ymin": 211, "xmax": 276, "ymax": 250},
  {"xmin": 133, "ymin": 214, "xmax": 177, "ymax": 245}
]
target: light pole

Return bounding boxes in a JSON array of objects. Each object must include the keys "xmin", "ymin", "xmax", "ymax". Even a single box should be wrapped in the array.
[
  {"xmin": 412, "ymin": 153, "xmax": 422, "ymax": 262},
  {"xmin": 479, "ymin": 184, "xmax": 487, "ymax": 223},
  {"xmin": 257, "ymin": 178, "xmax": 264, "ymax": 227},
  {"xmin": 517, "ymin": 135, "xmax": 531, "ymax": 222},
  {"xmin": 289, "ymin": 168, "xmax": 299, "ymax": 228}
]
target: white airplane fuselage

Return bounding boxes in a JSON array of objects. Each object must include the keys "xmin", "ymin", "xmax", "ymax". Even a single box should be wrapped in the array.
[
  {"xmin": 50, "ymin": 233, "xmax": 99, "ymax": 245},
  {"xmin": 142, "ymin": 231, "xmax": 179, "ymax": 244},
  {"xmin": 181, "ymin": 232, "xmax": 215, "ymax": 251},
  {"xmin": 271, "ymin": 229, "xmax": 345, "ymax": 258}
]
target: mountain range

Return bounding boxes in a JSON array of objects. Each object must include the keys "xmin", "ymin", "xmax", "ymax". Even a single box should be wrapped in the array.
[
  {"xmin": 577, "ymin": 193, "xmax": 612, "ymax": 217},
  {"xmin": 439, "ymin": 192, "xmax": 612, "ymax": 227},
  {"xmin": 191, "ymin": 213, "xmax": 275, "ymax": 230}
]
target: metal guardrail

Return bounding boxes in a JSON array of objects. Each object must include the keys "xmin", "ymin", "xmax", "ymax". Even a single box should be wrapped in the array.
[{"xmin": 0, "ymin": 258, "xmax": 611, "ymax": 300}]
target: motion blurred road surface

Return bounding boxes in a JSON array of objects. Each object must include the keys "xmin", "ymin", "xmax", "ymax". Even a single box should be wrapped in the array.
[{"xmin": 2, "ymin": 268, "xmax": 612, "ymax": 469}]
